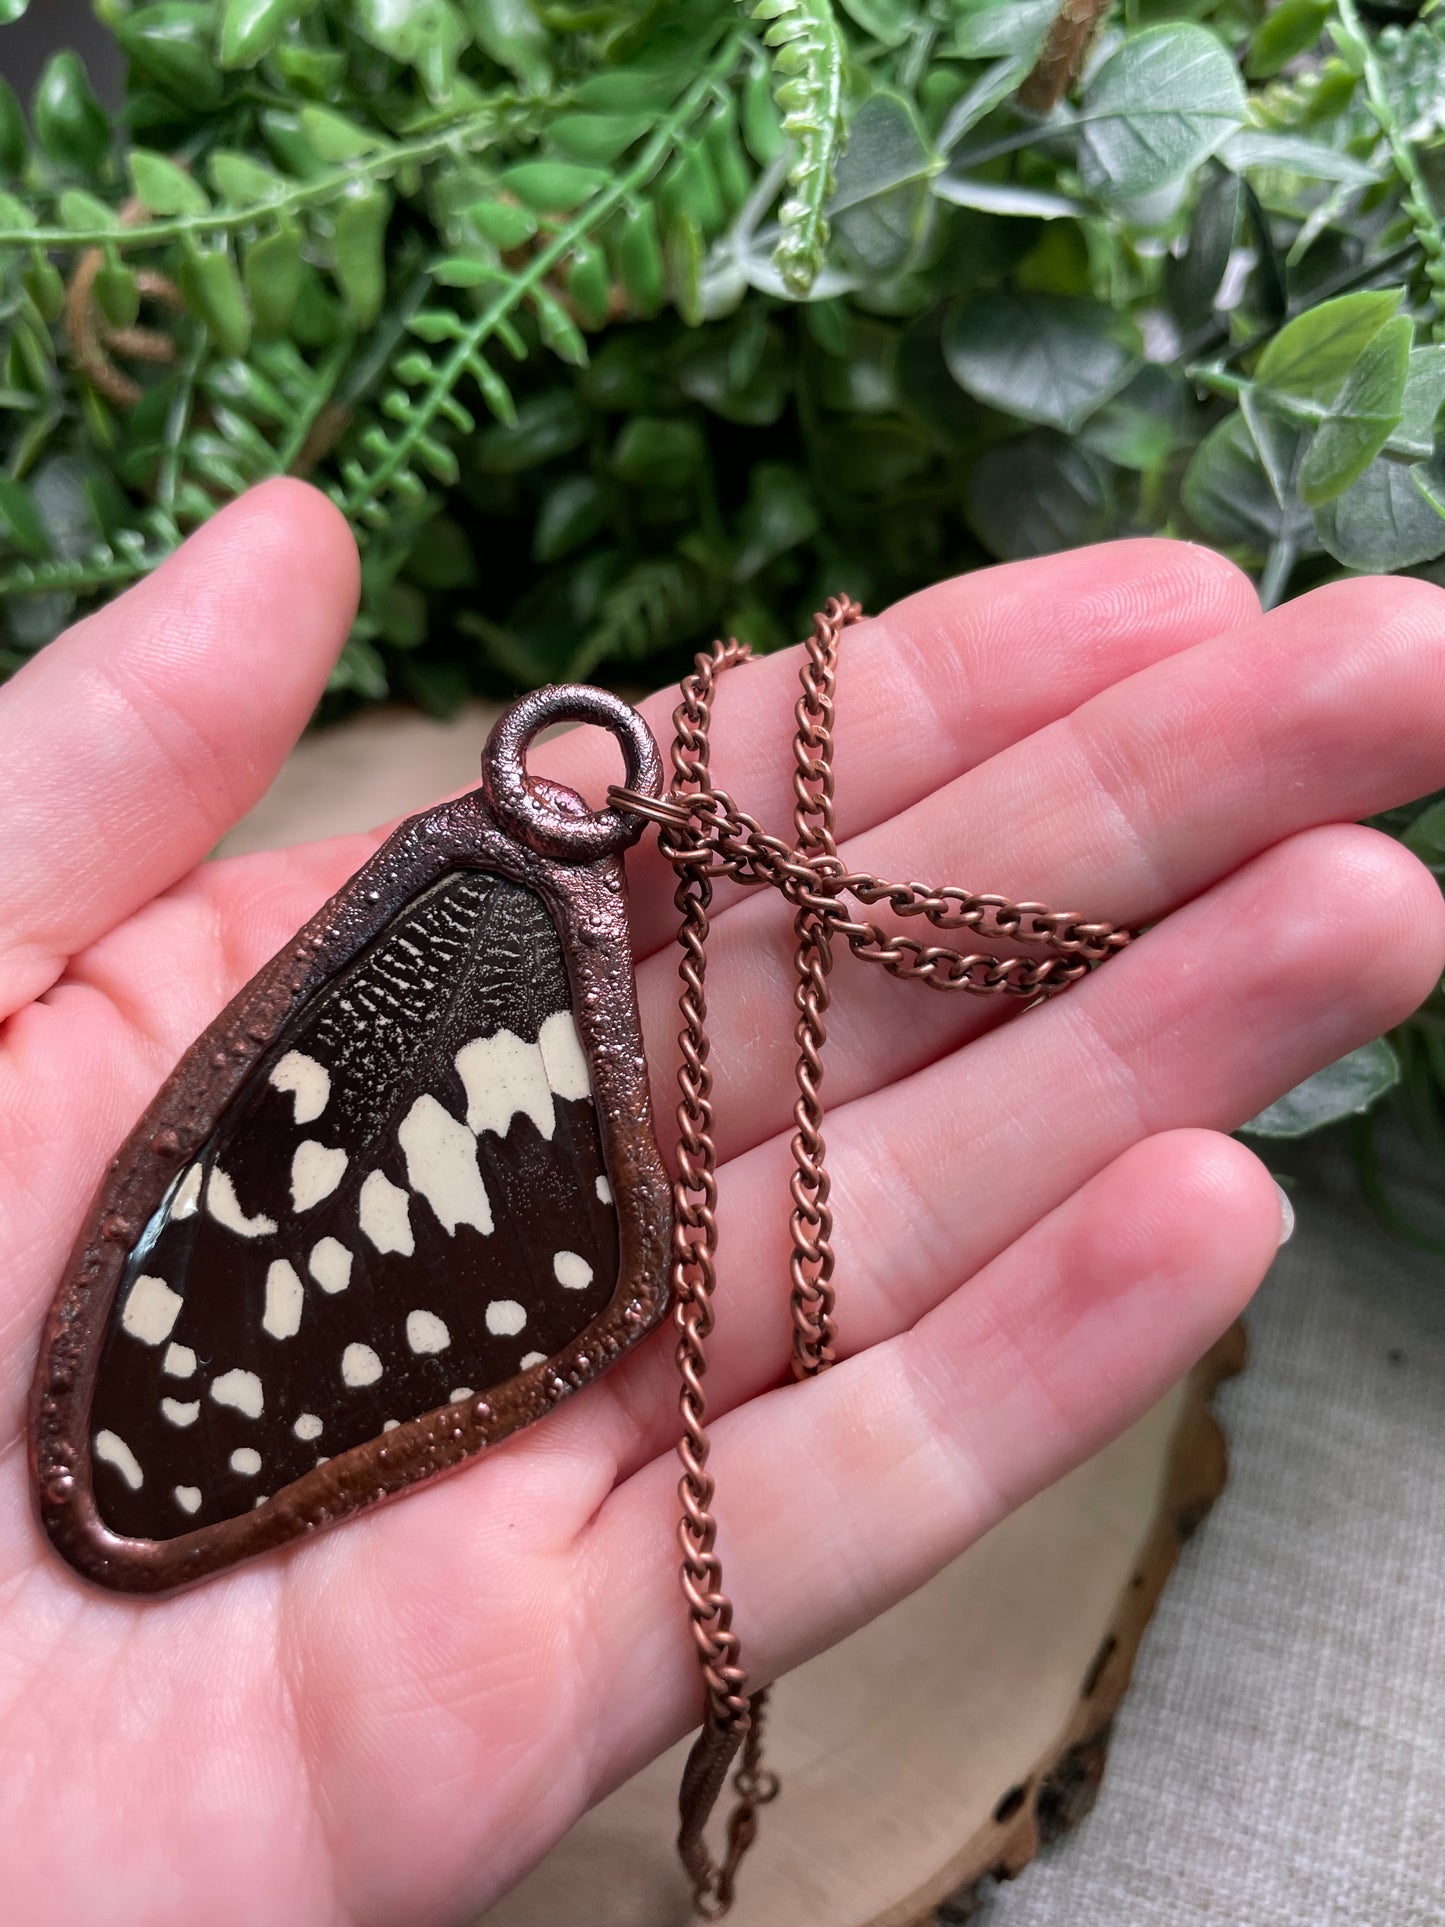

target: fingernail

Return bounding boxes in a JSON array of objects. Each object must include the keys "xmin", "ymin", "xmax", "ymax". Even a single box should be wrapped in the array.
[{"xmin": 1274, "ymin": 1181, "xmax": 1295, "ymax": 1247}]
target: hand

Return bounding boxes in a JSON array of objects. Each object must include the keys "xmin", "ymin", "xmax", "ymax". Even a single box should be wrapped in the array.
[{"xmin": 2, "ymin": 481, "xmax": 1442, "ymax": 1926}]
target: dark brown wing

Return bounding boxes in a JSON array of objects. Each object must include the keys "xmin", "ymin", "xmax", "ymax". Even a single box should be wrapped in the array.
[{"xmin": 87, "ymin": 871, "xmax": 617, "ymax": 1542}]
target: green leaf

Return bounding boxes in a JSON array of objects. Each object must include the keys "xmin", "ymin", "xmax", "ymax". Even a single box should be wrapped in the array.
[
  {"xmin": 550, "ymin": 114, "xmax": 642, "ymax": 165},
  {"xmin": 1078, "ymin": 24, "xmax": 1246, "ymax": 203},
  {"xmin": 1403, "ymin": 796, "xmax": 1445, "ymax": 870},
  {"xmin": 943, "ymin": 294, "xmax": 1143, "ymax": 434},
  {"xmin": 566, "ymin": 237, "xmax": 610, "ymax": 331},
  {"xmin": 332, "ymin": 185, "xmax": 390, "ymax": 329},
  {"xmin": 501, "ymin": 160, "xmax": 609, "ymax": 212},
  {"xmin": 473, "ymin": 390, "xmax": 586, "ymax": 472},
  {"xmin": 1244, "ymin": 0, "xmax": 1330, "ymax": 80},
  {"xmin": 828, "ymin": 91, "xmax": 936, "ymax": 275},
  {"xmin": 462, "ymin": 0, "xmax": 550, "ymax": 92},
  {"xmin": 32, "ymin": 50, "xmax": 111, "ymax": 175},
  {"xmin": 180, "ymin": 240, "xmax": 252, "ymax": 357},
  {"xmin": 467, "ymin": 198, "xmax": 538, "ymax": 248},
  {"xmin": 1254, "ymin": 288, "xmax": 1403, "ymax": 403},
  {"xmin": 1078, "ymin": 367, "xmax": 1182, "ymax": 473},
  {"xmin": 734, "ymin": 462, "xmax": 818, "ymax": 578},
  {"xmin": 94, "ymin": 261, "xmax": 140, "ymax": 331},
  {"xmin": 218, "ymin": 0, "xmax": 305, "ymax": 70},
  {"xmin": 1243, "ymin": 1039, "xmax": 1401, "ymax": 1138},
  {"xmin": 953, "ymin": 0, "xmax": 1055, "ymax": 59},
  {"xmin": 933, "ymin": 176, "xmax": 1077, "ymax": 219},
  {"xmin": 115, "ymin": 5, "xmax": 226, "ymax": 110},
  {"xmin": 1219, "ymin": 130, "xmax": 1378, "ymax": 187},
  {"xmin": 209, "ymin": 149, "xmax": 287, "ymax": 204},
  {"xmin": 355, "ymin": 0, "xmax": 467, "ymax": 100},
  {"xmin": 129, "ymin": 149, "xmax": 210, "ymax": 217},
  {"xmin": 533, "ymin": 287, "xmax": 588, "ymax": 366},
  {"xmin": 1165, "ymin": 167, "xmax": 1240, "ymax": 328},
  {"xmin": 963, "ymin": 431, "xmax": 1113, "ymax": 560},
  {"xmin": 1314, "ymin": 453, "xmax": 1445, "ymax": 571},
  {"xmin": 1298, "ymin": 316, "xmax": 1411, "ymax": 507},
  {"xmin": 1389, "ymin": 345, "xmax": 1445, "ymax": 460},
  {"xmin": 614, "ymin": 199, "xmax": 665, "ymax": 315},
  {"xmin": 299, "ymin": 104, "xmax": 384, "ymax": 162},
  {"xmin": 742, "ymin": 61, "xmax": 785, "ymax": 166},
  {"xmin": 838, "ymin": 0, "xmax": 912, "ymax": 47},
  {"xmin": 533, "ymin": 474, "xmax": 607, "ymax": 562},
  {"xmin": 1182, "ymin": 412, "xmax": 1295, "ymax": 550},
  {"xmin": 244, "ymin": 223, "xmax": 304, "ymax": 336},
  {"xmin": 612, "ymin": 415, "xmax": 705, "ymax": 489},
  {"xmin": 0, "ymin": 74, "xmax": 29, "ymax": 177},
  {"xmin": 0, "ymin": 476, "xmax": 49, "ymax": 556},
  {"xmin": 59, "ymin": 189, "xmax": 118, "ymax": 232}
]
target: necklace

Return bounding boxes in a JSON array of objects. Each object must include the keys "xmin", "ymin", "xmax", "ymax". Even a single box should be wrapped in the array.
[{"xmin": 29, "ymin": 597, "xmax": 1130, "ymax": 1914}]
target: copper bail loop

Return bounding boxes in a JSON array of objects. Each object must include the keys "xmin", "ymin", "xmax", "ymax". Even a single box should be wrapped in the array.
[{"xmin": 481, "ymin": 683, "xmax": 665, "ymax": 862}]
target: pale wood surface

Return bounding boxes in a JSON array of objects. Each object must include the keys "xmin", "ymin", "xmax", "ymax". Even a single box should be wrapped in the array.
[{"xmin": 480, "ymin": 1336, "xmax": 1239, "ymax": 1927}]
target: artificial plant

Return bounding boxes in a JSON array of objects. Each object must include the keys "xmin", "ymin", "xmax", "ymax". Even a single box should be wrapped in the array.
[{"xmin": 0, "ymin": 0, "xmax": 1444, "ymax": 1189}]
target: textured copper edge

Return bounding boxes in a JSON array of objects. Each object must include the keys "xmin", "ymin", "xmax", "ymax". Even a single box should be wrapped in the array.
[{"xmin": 29, "ymin": 748, "xmax": 671, "ymax": 1596}]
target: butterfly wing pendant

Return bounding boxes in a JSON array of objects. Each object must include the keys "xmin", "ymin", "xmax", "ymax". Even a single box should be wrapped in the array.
[{"xmin": 31, "ymin": 688, "xmax": 672, "ymax": 1594}]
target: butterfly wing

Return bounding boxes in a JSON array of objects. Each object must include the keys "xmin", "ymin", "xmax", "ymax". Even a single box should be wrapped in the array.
[{"xmin": 87, "ymin": 870, "xmax": 618, "ymax": 1541}]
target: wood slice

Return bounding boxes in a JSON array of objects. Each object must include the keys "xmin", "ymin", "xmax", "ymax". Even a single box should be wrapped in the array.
[{"xmin": 482, "ymin": 1328, "xmax": 1245, "ymax": 1927}]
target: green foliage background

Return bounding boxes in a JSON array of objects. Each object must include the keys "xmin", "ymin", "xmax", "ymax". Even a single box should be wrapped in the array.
[{"xmin": 2, "ymin": 0, "xmax": 1445, "ymax": 1193}]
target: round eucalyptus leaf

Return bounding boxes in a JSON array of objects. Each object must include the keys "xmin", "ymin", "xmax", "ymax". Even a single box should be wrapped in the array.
[{"xmin": 1243, "ymin": 1040, "xmax": 1402, "ymax": 1139}]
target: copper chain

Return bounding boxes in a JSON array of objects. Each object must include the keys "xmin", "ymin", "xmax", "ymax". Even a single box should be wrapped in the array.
[{"xmin": 609, "ymin": 596, "xmax": 1134, "ymax": 1920}]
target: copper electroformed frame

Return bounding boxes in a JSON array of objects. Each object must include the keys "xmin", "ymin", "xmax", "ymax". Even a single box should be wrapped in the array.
[{"xmin": 30, "ymin": 688, "xmax": 671, "ymax": 1596}]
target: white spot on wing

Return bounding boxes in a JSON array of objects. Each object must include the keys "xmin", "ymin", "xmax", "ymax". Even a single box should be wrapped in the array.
[
  {"xmin": 486, "ymin": 1299, "xmax": 526, "ymax": 1336},
  {"xmin": 230, "ymin": 1447, "xmax": 262, "ymax": 1477},
  {"xmin": 539, "ymin": 1010, "xmax": 591, "ymax": 1102},
  {"xmin": 121, "ymin": 1274, "xmax": 182, "ymax": 1345},
  {"xmin": 262, "ymin": 1258, "xmax": 304, "ymax": 1340},
  {"xmin": 160, "ymin": 1398, "xmax": 199, "ymax": 1428},
  {"xmin": 406, "ymin": 1308, "xmax": 450, "ymax": 1354},
  {"xmin": 398, "ymin": 1095, "xmax": 493, "ymax": 1235},
  {"xmin": 170, "ymin": 1163, "xmax": 203, "ymax": 1220},
  {"xmin": 211, "ymin": 1368, "xmax": 264, "ymax": 1419},
  {"xmin": 553, "ymin": 1250, "xmax": 592, "ymax": 1291},
  {"xmin": 174, "ymin": 1485, "xmax": 201, "ymax": 1515},
  {"xmin": 293, "ymin": 1413, "xmax": 323, "ymax": 1442},
  {"xmin": 595, "ymin": 1175, "xmax": 612, "ymax": 1205},
  {"xmin": 309, "ymin": 1236, "xmax": 353, "ymax": 1294},
  {"xmin": 269, "ymin": 1050, "xmax": 331, "ymax": 1124},
  {"xmin": 342, "ymin": 1342, "xmax": 383, "ymax": 1388},
  {"xmin": 455, "ymin": 1029, "xmax": 555, "ymax": 1141},
  {"xmin": 291, "ymin": 1140, "xmax": 348, "ymax": 1212},
  {"xmin": 358, "ymin": 1170, "xmax": 413, "ymax": 1255},
  {"xmin": 450, "ymin": 1387, "xmax": 473, "ymax": 1402},
  {"xmin": 207, "ymin": 1166, "xmax": 278, "ymax": 1239},
  {"xmin": 163, "ymin": 1342, "xmax": 196, "ymax": 1378},
  {"xmin": 382, "ymin": 1419, "xmax": 400, "ymax": 1432},
  {"xmin": 95, "ymin": 1429, "xmax": 143, "ymax": 1490},
  {"xmin": 519, "ymin": 1350, "xmax": 546, "ymax": 1370}
]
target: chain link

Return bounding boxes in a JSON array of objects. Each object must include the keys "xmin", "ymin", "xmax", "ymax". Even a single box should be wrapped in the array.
[{"xmin": 618, "ymin": 599, "xmax": 1135, "ymax": 1919}]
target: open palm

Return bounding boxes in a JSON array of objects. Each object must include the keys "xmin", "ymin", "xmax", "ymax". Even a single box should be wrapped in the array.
[{"xmin": 2, "ymin": 481, "xmax": 1442, "ymax": 1926}]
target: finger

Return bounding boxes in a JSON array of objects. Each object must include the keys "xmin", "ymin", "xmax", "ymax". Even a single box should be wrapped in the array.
[
  {"xmin": 0, "ymin": 479, "xmax": 358, "ymax": 1021},
  {"xmin": 578, "ymin": 1127, "xmax": 1282, "ymax": 1803},
  {"xmin": 645, "ymin": 573, "xmax": 1445, "ymax": 1161},
  {"xmin": 553, "ymin": 823, "xmax": 1444, "ymax": 1487},
  {"xmin": 27, "ymin": 538, "xmax": 1252, "ymax": 1039},
  {"xmin": 535, "ymin": 539, "xmax": 1258, "ymax": 953}
]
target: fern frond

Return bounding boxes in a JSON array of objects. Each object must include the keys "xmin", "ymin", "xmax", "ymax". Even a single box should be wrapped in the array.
[
  {"xmin": 337, "ymin": 41, "xmax": 743, "ymax": 529},
  {"xmin": 575, "ymin": 555, "xmax": 717, "ymax": 676},
  {"xmin": 750, "ymin": 0, "xmax": 847, "ymax": 296}
]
